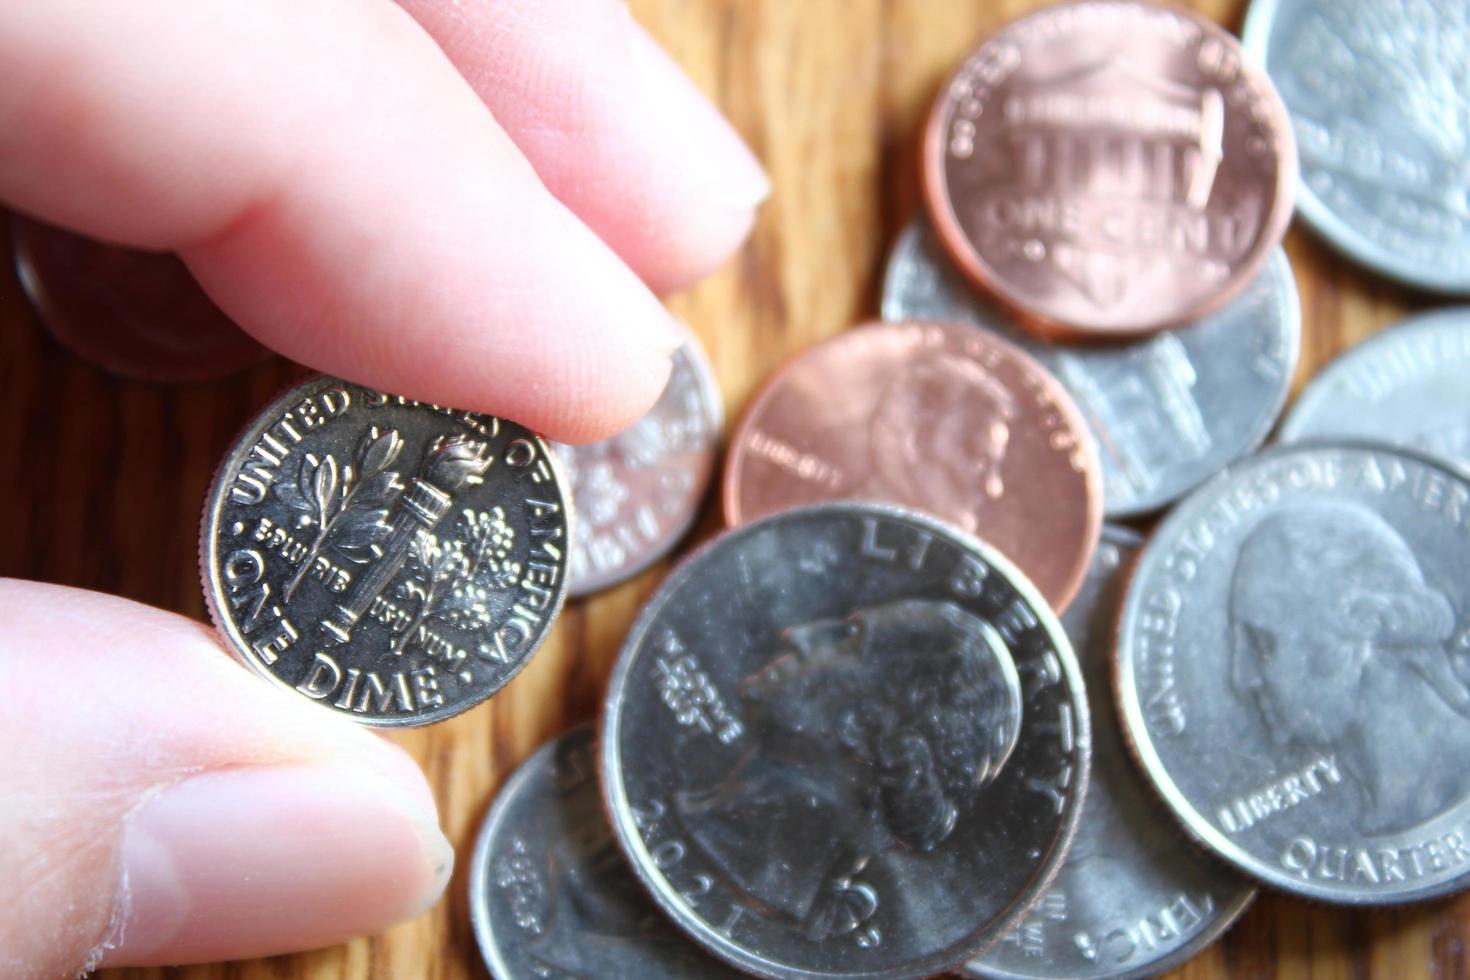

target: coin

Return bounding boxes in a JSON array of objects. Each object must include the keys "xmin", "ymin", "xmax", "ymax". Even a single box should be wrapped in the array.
[
  {"xmin": 201, "ymin": 376, "xmax": 571, "ymax": 727},
  {"xmin": 1279, "ymin": 308, "xmax": 1470, "ymax": 468},
  {"xmin": 469, "ymin": 724, "xmax": 745, "ymax": 978},
  {"xmin": 600, "ymin": 502, "xmax": 1090, "ymax": 979},
  {"xmin": 964, "ymin": 526, "xmax": 1255, "ymax": 980},
  {"xmin": 1116, "ymin": 443, "xmax": 1470, "ymax": 904},
  {"xmin": 553, "ymin": 328, "xmax": 722, "ymax": 597},
  {"xmin": 923, "ymin": 0, "xmax": 1296, "ymax": 337},
  {"xmin": 883, "ymin": 219, "xmax": 1300, "ymax": 518},
  {"xmin": 723, "ymin": 321, "xmax": 1102, "ymax": 612},
  {"xmin": 9, "ymin": 214, "xmax": 269, "ymax": 382},
  {"xmin": 1242, "ymin": 0, "xmax": 1470, "ymax": 293}
]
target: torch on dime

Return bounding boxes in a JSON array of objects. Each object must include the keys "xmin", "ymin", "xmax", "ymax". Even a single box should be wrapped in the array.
[
  {"xmin": 201, "ymin": 376, "xmax": 571, "ymax": 727},
  {"xmin": 601, "ymin": 502, "xmax": 1089, "ymax": 979}
]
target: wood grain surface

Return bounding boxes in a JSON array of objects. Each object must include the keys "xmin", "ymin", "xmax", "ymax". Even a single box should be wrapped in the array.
[{"xmin": 2, "ymin": 0, "xmax": 1459, "ymax": 977}]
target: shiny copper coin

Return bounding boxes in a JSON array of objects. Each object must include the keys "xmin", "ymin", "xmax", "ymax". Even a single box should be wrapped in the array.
[
  {"xmin": 10, "ymin": 214, "xmax": 268, "ymax": 382},
  {"xmin": 724, "ymin": 320, "xmax": 1102, "ymax": 612},
  {"xmin": 923, "ymin": 0, "xmax": 1297, "ymax": 338}
]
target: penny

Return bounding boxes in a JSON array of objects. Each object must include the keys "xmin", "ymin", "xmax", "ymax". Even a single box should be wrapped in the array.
[
  {"xmin": 469, "ymin": 724, "xmax": 745, "ymax": 978},
  {"xmin": 553, "ymin": 327, "xmax": 722, "ymax": 597},
  {"xmin": 964, "ymin": 526, "xmax": 1255, "ymax": 980},
  {"xmin": 200, "ymin": 376, "xmax": 571, "ymax": 727},
  {"xmin": 1116, "ymin": 443, "xmax": 1470, "ymax": 904},
  {"xmin": 923, "ymin": 0, "xmax": 1296, "ymax": 337},
  {"xmin": 723, "ymin": 320, "xmax": 1102, "ymax": 612},
  {"xmin": 10, "ymin": 214, "xmax": 269, "ymax": 382},
  {"xmin": 883, "ymin": 219, "xmax": 1300, "ymax": 518},
  {"xmin": 1242, "ymin": 0, "xmax": 1470, "ymax": 293},
  {"xmin": 600, "ymin": 502, "xmax": 1090, "ymax": 979},
  {"xmin": 1279, "ymin": 308, "xmax": 1470, "ymax": 468}
]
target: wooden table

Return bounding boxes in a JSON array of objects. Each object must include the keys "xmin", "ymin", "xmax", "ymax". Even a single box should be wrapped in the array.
[{"xmin": 2, "ymin": 0, "xmax": 1457, "ymax": 976}]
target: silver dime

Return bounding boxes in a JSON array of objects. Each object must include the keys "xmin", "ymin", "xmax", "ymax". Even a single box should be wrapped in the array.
[
  {"xmin": 201, "ymin": 376, "xmax": 571, "ymax": 727},
  {"xmin": 965, "ymin": 527, "xmax": 1255, "ymax": 980},
  {"xmin": 1117, "ymin": 442, "xmax": 1470, "ymax": 904},
  {"xmin": 1279, "ymin": 307, "xmax": 1470, "ymax": 469},
  {"xmin": 1242, "ymin": 0, "xmax": 1470, "ymax": 293},
  {"xmin": 882, "ymin": 220, "xmax": 1299, "ymax": 518},
  {"xmin": 469, "ymin": 724, "xmax": 745, "ymax": 978},
  {"xmin": 554, "ymin": 328, "xmax": 722, "ymax": 597},
  {"xmin": 600, "ymin": 502, "xmax": 1090, "ymax": 979}
]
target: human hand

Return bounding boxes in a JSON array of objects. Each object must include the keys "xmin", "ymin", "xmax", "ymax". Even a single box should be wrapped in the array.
[{"xmin": 0, "ymin": 1, "xmax": 766, "ymax": 975}]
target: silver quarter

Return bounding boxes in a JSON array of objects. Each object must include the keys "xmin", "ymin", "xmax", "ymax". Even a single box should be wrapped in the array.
[
  {"xmin": 1279, "ymin": 307, "xmax": 1470, "ymax": 469},
  {"xmin": 201, "ymin": 376, "xmax": 571, "ymax": 727},
  {"xmin": 1117, "ymin": 442, "xmax": 1470, "ymax": 904},
  {"xmin": 600, "ymin": 502, "xmax": 1090, "ymax": 979},
  {"xmin": 469, "ymin": 724, "xmax": 745, "ymax": 978},
  {"xmin": 882, "ymin": 220, "xmax": 1300, "ymax": 518},
  {"xmin": 1242, "ymin": 0, "xmax": 1470, "ymax": 293},
  {"xmin": 554, "ymin": 328, "xmax": 722, "ymax": 597},
  {"xmin": 965, "ymin": 527, "xmax": 1255, "ymax": 980}
]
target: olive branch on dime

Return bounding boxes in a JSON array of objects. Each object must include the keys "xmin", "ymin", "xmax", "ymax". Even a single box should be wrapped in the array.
[
  {"xmin": 276, "ymin": 426, "xmax": 405, "ymax": 600},
  {"xmin": 393, "ymin": 507, "xmax": 520, "ymax": 659}
]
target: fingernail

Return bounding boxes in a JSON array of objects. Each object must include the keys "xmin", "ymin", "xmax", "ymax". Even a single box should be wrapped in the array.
[
  {"xmin": 101, "ymin": 763, "xmax": 453, "ymax": 966},
  {"xmin": 626, "ymin": 14, "xmax": 771, "ymax": 211}
]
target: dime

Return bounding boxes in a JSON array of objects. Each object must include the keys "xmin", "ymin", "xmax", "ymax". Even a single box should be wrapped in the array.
[
  {"xmin": 553, "ymin": 328, "xmax": 722, "ymax": 597},
  {"xmin": 1242, "ymin": 0, "xmax": 1470, "ymax": 293},
  {"xmin": 883, "ymin": 219, "xmax": 1300, "ymax": 518},
  {"xmin": 723, "ymin": 321, "xmax": 1102, "ymax": 612},
  {"xmin": 1116, "ymin": 443, "xmax": 1470, "ymax": 904},
  {"xmin": 1279, "ymin": 308, "xmax": 1470, "ymax": 469},
  {"xmin": 201, "ymin": 377, "xmax": 571, "ymax": 727},
  {"xmin": 924, "ymin": 0, "xmax": 1296, "ymax": 337},
  {"xmin": 469, "ymin": 724, "xmax": 745, "ymax": 978},
  {"xmin": 964, "ymin": 526, "xmax": 1255, "ymax": 980},
  {"xmin": 10, "ymin": 214, "xmax": 268, "ymax": 382},
  {"xmin": 601, "ymin": 503, "xmax": 1090, "ymax": 979}
]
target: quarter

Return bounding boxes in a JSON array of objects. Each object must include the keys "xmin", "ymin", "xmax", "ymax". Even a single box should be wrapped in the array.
[
  {"xmin": 600, "ymin": 502, "xmax": 1090, "ymax": 979},
  {"xmin": 1116, "ymin": 443, "xmax": 1470, "ymax": 904}
]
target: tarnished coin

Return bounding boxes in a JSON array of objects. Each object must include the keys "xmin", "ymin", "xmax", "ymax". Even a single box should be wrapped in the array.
[
  {"xmin": 554, "ymin": 329, "xmax": 722, "ymax": 597},
  {"xmin": 601, "ymin": 502, "xmax": 1090, "ymax": 979},
  {"xmin": 1117, "ymin": 443, "xmax": 1470, "ymax": 904},
  {"xmin": 10, "ymin": 214, "xmax": 269, "ymax": 383},
  {"xmin": 469, "ymin": 724, "xmax": 744, "ymax": 978},
  {"xmin": 883, "ymin": 220, "xmax": 1300, "ymax": 518},
  {"xmin": 924, "ymin": 0, "xmax": 1296, "ymax": 337},
  {"xmin": 201, "ymin": 377, "xmax": 571, "ymax": 727},
  {"xmin": 965, "ymin": 526, "xmax": 1255, "ymax": 980},
  {"xmin": 1243, "ymin": 0, "xmax": 1470, "ymax": 293},
  {"xmin": 723, "ymin": 321, "xmax": 1102, "ymax": 612},
  {"xmin": 1279, "ymin": 308, "xmax": 1470, "ymax": 468}
]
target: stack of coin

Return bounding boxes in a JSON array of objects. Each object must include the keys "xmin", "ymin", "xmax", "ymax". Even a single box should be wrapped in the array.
[{"xmin": 189, "ymin": 0, "xmax": 1470, "ymax": 975}]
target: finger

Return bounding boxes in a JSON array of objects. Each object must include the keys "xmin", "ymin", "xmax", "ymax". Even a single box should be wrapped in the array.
[
  {"xmin": 0, "ymin": 580, "xmax": 453, "ymax": 975},
  {"xmin": 0, "ymin": 0, "xmax": 680, "ymax": 442},
  {"xmin": 398, "ymin": 0, "xmax": 770, "ymax": 293}
]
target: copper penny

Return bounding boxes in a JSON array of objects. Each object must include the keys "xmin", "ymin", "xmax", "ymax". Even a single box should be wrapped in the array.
[
  {"xmin": 723, "ymin": 320, "xmax": 1102, "ymax": 612},
  {"xmin": 923, "ymin": 0, "xmax": 1297, "ymax": 338},
  {"xmin": 10, "ymin": 214, "xmax": 269, "ymax": 383}
]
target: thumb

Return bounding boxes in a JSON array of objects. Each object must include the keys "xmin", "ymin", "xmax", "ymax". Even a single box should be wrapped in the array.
[{"xmin": 0, "ymin": 579, "xmax": 453, "ymax": 976}]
